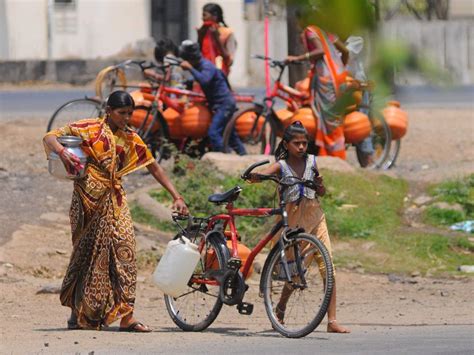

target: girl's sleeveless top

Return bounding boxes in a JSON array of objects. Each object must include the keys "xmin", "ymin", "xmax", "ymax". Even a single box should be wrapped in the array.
[{"xmin": 278, "ymin": 154, "xmax": 318, "ymax": 203}]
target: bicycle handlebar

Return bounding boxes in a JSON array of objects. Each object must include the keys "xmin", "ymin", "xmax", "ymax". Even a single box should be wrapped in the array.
[
  {"xmin": 241, "ymin": 160, "xmax": 319, "ymax": 191},
  {"xmin": 115, "ymin": 59, "xmax": 180, "ymax": 73},
  {"xmin": 251, "ymin": 54, "xmax": 304, "ymax": 68},
  {"xmin": 241, "ymin": 159, "xmax": 270, "ymax": 180}
]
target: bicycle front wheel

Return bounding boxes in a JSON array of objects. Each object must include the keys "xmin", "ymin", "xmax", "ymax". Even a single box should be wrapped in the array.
[
  {"xmin": 356, "ymin": 115, "xmax": 392, "ymax": 169},
  {"xmin": 46, "ymin": 98, "xmax": 103, "ymax": 132},
  {"xmin": 261, "ymin": 233, "xmax": 334, "ymax": 338},
  {"xmin": 164, "ymin": 233, "xmax": 230, "ymax": 332},
  {"xmin": 382, "ymin": 138, "xmax": 401, "ymax": 169}
]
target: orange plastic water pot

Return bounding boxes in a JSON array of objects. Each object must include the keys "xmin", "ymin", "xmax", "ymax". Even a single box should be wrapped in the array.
[
  {"xmin": 130, "ymin": 90, "xmax": 153, "ymax": 107},
  {"xmin": 180, "ymin": 104, "xmax": 212, "ymax": 139},
  {"xmin": 289, "ymin": 107, "xmax": 317, "ymax": 137},
  {"xmin": 129, "ymin": 108, "xmax": 159, "ymax": 132},
  {"xmin": 163, "ymin": 108, "xmax": 185, "ymax": 139},
  {"xmin": 343, "ymin": 111, "xmax": 371, "ymax": 144},
  {"xmin": 206, "ymin": 240, "xmax": 254, "ymax": 279},
  {"xmin": 382, "ymin": 100, "xmax": 408, "ymax": 140},
  {"xmin": 235, "ymin": 111, "xmax": 264, "ymax": 139}
]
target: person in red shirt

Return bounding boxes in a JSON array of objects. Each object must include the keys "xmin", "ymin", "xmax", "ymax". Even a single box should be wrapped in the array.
[{"xmin": 197, "ymin": 3, "xmax": 237, "ymax": 77}]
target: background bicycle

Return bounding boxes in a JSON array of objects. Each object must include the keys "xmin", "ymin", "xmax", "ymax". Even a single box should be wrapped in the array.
[{"xmin": 223, "ymin": 56, "xmax": 394, "ymax": 169}]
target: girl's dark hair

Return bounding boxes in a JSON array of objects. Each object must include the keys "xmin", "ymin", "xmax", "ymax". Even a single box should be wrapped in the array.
[
  {"xmin": 274, "ymin": 121, "xmax": 309, "ymax": 160},
  {"xmin": 203, "ymin": 3, "xmax": 227, "ymax": 27},
  {"xmin": 107, "ymin": 90, "xmax": 135, "ymax": 109},
  {"xmin": 154, "ymin": 38, "xmax": 178, "ymax": 63}
]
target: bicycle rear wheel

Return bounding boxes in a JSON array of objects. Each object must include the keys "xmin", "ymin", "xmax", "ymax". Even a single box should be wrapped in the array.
[
  {"xmin": 261, "ymin": 233, "xmax": 334, "ymax": 338},
  {"xmin": 140, "ymin": 111, "xmax": 169, "ymax": 162},
  {"xmin": 222, "ymin": 105, "xmax": 278, "ymax": 155},
  {"xmin": 164, "ymin": 233, "xmax": 230, "ymax": 332},
  {"xmin": 382, "ymin": 138, "xmax": 401, "ymax": 169},
  {"xmin": 95, "ymin": 66, "xmax": 127, "ymax": 99},
  {"xmin": 356, "ymin": 114, "xmax": 392, "ymax": 169},
  {"xmin": 46, "ymin": 98, "xmax": 103, "ymax": 132}
]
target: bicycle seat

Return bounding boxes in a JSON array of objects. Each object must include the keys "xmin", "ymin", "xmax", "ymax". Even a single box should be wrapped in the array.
[{"xmin": 208, "ymin": 186, "xmax": 242, "ymax": 204}]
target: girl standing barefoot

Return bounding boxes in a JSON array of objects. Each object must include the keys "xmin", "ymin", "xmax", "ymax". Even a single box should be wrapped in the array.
[{"xmin": 251, "ymin": 121, "xmax": 350, "ymax": 333}]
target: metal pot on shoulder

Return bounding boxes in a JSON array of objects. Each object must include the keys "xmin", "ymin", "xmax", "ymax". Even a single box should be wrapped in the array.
[{"xmin": 48, "ymin": 136, "xmax": 88, "ymax": 180}]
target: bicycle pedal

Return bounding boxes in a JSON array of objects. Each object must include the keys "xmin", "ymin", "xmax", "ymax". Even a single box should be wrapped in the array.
[
  {"xmin": 227, "ymin": 257, "xmax": 242, "ymax": 271},
  {"xmin": 237, "ymin": 302, "xmax": 254, "ymax": 315}
]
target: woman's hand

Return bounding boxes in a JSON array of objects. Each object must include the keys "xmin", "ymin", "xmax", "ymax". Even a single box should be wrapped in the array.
[
  {"xmin": 314, "ymin": 175, "xmax": 326, "ymax": 197},
  {"xmin": 172, "ymin": 197, "xmax": 189, "ymax": 215},
  {"xmin": 247, "ymin": 173, "xmax": 261, "ymax": 184},
  {"xmin": 285, "ymin": 55, "xmax": 300, "ymax": 64},
  {"xmin": 180, "ymin": 61, "xmax": 193, "ymax": 71},
  {"xmin": 59, "ymin": 148, "xmax": 84, "ymax": 175}
]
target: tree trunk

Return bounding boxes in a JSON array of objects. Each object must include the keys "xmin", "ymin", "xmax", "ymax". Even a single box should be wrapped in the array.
[{"xmin": 286, "ymin": 5, "xmax": 308, "ymax": 86}]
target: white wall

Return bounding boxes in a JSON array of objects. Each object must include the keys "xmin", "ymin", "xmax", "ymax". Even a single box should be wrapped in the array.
[
  {"xmin": 188, "ymin": 0, "xmax": 248, "ymax": 86},
  {"xmin": 246, "ymin": 20, "xmax": 289, "ymax": 87},
  {"xmin": 382, "ymin": 20, "xmax": 474, "ymax": 84},
  {"xmin": 51, "ymin": 0, "xmax": 150, "ymax": 59},
  {"xmin": 0, "ymin": 0, "xmax": 48, "ymax": 60},
  {"xmin": 0, "ymin": 0, "xmax": 9, "ymax": 59},
  {"xmin": 0, "ymin": 0, "xmax": 150, "ymax": 60},
  {"xmin": 451, "ymin": 0, "xmax": 474, "ymax": 18}
]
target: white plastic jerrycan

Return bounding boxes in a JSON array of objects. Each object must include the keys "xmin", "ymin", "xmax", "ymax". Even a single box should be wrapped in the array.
[{"xmin": 153, "ymin": 236, "xmax": 200, "ymax": 298}]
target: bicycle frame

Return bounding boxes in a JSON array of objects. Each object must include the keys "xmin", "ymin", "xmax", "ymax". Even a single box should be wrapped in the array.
[
  {"xmin": 192, "ymin": 183, "xmax": 297, "ymax": 286},
  {"xmin": 137, "ymin": 64, "xmax": 252, "ymax": 140},
  {"xmin": 206, "ymin": 204, "xmax": 285, "ymax": 280},
  {"xmin": 267, "ymin": 65, "xmax": 308, "ymax": 112}
]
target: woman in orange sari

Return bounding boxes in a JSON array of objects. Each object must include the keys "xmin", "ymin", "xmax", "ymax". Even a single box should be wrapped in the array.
[
  {"xmin": 43, "ymin": 91, "xmax": 188, "ymax": 332},
  {"xmin": 287, "ymin": 24, "xmax": 350, "ymax": 159},
  {"xmin": 197, "ymin": 3, "xmax": 237, "ymax": 76}
]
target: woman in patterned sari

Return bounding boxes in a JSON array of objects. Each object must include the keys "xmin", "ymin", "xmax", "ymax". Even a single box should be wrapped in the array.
[
  {"xmin": 286, "ymin": 24, "xmax": 350, "ymax": 159},
  {"xmin": 43, "ymin": 91, "xmax": 188, "ymax": 332}
]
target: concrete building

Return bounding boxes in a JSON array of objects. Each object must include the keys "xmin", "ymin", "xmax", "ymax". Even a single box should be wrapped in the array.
[
  {"xmin": 0, "ymin": 0, "xmax": 286, "ymax": 86},
  {"xmin": 0, "ymin": 0, "xmax": 150, "ymax": 60}
]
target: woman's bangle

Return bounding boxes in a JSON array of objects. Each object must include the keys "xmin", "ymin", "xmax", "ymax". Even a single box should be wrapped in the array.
[
  {"xmin": 58, "ymin": 146, "xmax": 66, "ymax": 157},
  {"xmin": 173, "ymin": 196, "xmax": 185, "ymax": 203},
  {"xmin": 305, "ymin": 52, "xmax": 311, "ymax": 60}
]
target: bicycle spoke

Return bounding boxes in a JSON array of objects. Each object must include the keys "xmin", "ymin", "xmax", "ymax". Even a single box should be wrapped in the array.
[
  {"xmin": 263, "ymin": 234, "xmax": 334, "ymax": 338},
  {"xmin": 164, "ymin": 234, "xmax": 228, "ymax": 331}
]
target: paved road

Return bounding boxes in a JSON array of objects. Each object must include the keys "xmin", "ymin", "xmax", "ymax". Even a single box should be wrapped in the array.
[
  {"xmin": 1, "ymin": 85, "xmax": 473, "ymax": 121},
  {"xmin": 5, "ymin": 325, "xmax": 472, "ymax": 354},
  {"xmin": 131, "ymin": 325, "xmax": 474, "ymax": 355},
  {"xmin": 0, "ymin": 88, "xmax": 93, "ymax": 119}
]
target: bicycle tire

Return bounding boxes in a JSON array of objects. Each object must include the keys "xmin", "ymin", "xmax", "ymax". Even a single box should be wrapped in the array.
[
  {"xmin": 222, "ymin": 105, "xmax": 278, "ymax": 155},
  {"xmin": 140, "ymin": 110, "xmax": 169, "ymax": 162},
  {"xmin": 356, "ymin": 114, "xmax": 392, "ymax": 169},
  {"xmin": 164, "ymin": 232, "xmax": 230, "ymax": 332},
  {"xmin": 46, "ymin": 98, "xmax": 103, "ymax": 132},
  {"xmin": 261, "ymin": 233, "xmax": 334, "ymax": 338},
  {"xmin": 95, "ymin": 66, "xmax": 127, "ymax": 99},
  {"xmin": 382, "ymin": 138, "xmax": 401, "ymax": 169}
]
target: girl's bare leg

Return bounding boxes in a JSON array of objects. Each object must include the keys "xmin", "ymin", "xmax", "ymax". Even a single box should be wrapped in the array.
[{"xmin": 327, "ymin": 283, "xmax": 350, "ymax": 333}]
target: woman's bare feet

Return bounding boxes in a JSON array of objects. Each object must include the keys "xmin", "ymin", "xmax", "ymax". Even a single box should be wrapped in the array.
[{"xmin": 327, "ymin": 320, "xmax": 350, "ymax": 333}]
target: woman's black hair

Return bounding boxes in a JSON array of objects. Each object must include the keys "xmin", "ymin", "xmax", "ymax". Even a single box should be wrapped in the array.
[
  {"xmin": 154, "ymin": 38, "xmax": 178, "ymax": 63},
  {"xmin": 274, "ymin": 121, "xmax": 309, "ymax": 161},
  {"xmin": 106, "ymin": 90, "xmax": 135, "ymax": 110},
  {"xmin": 203, "ymin": 3, "xmax": 227, "ymax": 27}
]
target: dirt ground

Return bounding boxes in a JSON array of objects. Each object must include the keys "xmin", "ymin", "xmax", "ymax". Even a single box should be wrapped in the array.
[{"xmin": 0, "ymin": 107, "xmax": 473, "ymax": 352}]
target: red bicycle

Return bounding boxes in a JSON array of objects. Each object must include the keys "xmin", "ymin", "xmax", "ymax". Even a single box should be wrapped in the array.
[
  {"xmin": 223, "ymin": 56, "xmax": 393, "ymax": 169},
  {"xmin": 164, "ymin": 160, "xmax": 334, "ymax": 338},
  {"xmin": 47, "ymin": 59, "xmax": 254, "ymax": 159}
]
